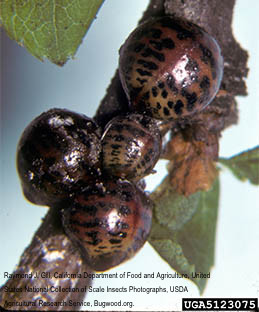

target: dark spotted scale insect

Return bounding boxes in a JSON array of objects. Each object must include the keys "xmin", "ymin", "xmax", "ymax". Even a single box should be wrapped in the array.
[
  {"xmin": 17, "ymin": 108, "xmax": 102, "ymax": 206},
  {"xmin": 119, "ymin": 16, "xmax": 224, "ymax": 120},
  {"xmin": 101, "ymin": 113, "xmax": 162, "ymax": 181},
  {"xmin": 62, "ymin": 179, "xmax": 153, "ymax": 271}
]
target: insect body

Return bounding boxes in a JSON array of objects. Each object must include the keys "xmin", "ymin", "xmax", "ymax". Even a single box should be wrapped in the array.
[
  {"xmin": 17, "ymin": 108, "xmax": 101, "ymax": 206},
  {"xmin": 62, "ymin": 179, "xmax": 153, "ymax": 271},
  {"xmin": 119, "ymin": 16, "xmax": 224, "ymax": 120},
  {"xmin": 101, "ymin": 114, "xmax": 162, "ymax": 181}
]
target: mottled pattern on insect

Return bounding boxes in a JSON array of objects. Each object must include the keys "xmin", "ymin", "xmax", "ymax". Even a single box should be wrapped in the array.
[
  {"xmin": 101, "ymin": 114, "xmax": 162, "ymax": 181},
  {"xmin": 62, "ymin": 179, "xmax": 153, "ymax": 271},
  {"xmin": 119, "ymin": 16, "xmax": 223, "ymax": 120}
]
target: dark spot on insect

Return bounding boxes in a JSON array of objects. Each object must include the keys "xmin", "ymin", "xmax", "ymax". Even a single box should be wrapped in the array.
[
  {"xmin": 111, "ymin": 150, "xmax": 120, "ymax": 157},
  {"xmin": 161, "ymin": 89, "xmax": 168, "ymax": 99},
  {"xmin": 157, "ymin": 102, "xmax": 162, "ymax": 109},
  {"xmin": 137, "ymin": 59, "xmax": 158, "ymax": 70},
  {"xmin": 98, "ymin": 246, "xmax": 107, "ymax": 249},
  {"xmin": 111, "ymin": 144, "xmax": 121, "ymax": 150},
  {"xmin": 174, "ymin": 100, "xmax": 184, "ymax": 115},
  {"xmin": 200, "ymin": 76, "xmax": 210, "ymax": 90},
  {"xmin": 181, "ymin": 90, "xmax": 197, "ymax": 111},
  {"xmin": 86, "ymin": 231, "xmax": 98, "ymax": 238},
  {"xmin": 144, "ymin": 154, "xmax": 150, "ymax": 162},
  {"xmin": 199, "ymin": 44, "xmax": 216, "ymax": 73},
  {"xmin": 136, "ymin": 77, "xmax": 147, "ymax": 85},
  {"xmin": 109, "ymin": 239, "xmax": 122, "ymax": 245},
  {"xmin": 152, "ymin": 86, "xmax": 158, "ymax": 97},
  {"xmin": 163, "ymin": 107, "xmax": 170, "ymax": 116},
  {"xmin": 162, "ymin": 38, "xmax": 175, "ymax": 49},
  {"xmin": 108, "ymin": 231, "xmax": 127, "ymax": 239},
  {"xmin": 141, "ymin": 47, "xmax": 165, "ymax": 62},
  {"xmin": 149, "ymin": 39, "xmax": 163, "ymax": 51},
  {"xmin": 85, "ymin": 231, "xmax": 102, "ymax": 246},
  {"xmin": 150, "ymin": 28, "xmax": 162, "ymax": 39},
  {"xmin": 167, "ymin": 101, "xmax": 174, "ymax": 109},
  {"xmin": 141, "ymin": 160, "xmax": 146, "ymax": 166},
  {"xmin": 136, "ymin": 68, "xmax": 152, "ymax": 77},
  {"xmin": 158, "ymin": 81, "xmax": 165, "ymax": 89}
]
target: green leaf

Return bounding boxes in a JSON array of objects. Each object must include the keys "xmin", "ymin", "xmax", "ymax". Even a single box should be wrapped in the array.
[
  {"xmin": 219, "ymin": 146, "xmax": 259, "ymax": 185},
  {"xmin": 149, "ymin": 222, "xmax": 196, "ymax": 279},
  {"xmin": 0, "ymin": 0, "xmax": 104, "ymax": 66},
  {"xmin": 150, "ymin": 176, "xmax": 201, "ymax": 231},
  {"xmin": 149, "ymin": 178, "xmax": 219, "ymax": 294}
]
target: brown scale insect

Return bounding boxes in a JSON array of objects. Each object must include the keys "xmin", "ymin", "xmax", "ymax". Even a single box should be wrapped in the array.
[
  {"xmin": 62, "ymin": 179, "xmax": 153, "ymax": 271},
  {"xmin": 119, "ymin": 16, "xmax": 224, "ymax": 121},
  {"xmin": 17, "ymin": 108, "xmax": 102, "ymax": 206},
  {"xmin": 101, "ymin": 113, "xmax": 162, "ymax": 182}
]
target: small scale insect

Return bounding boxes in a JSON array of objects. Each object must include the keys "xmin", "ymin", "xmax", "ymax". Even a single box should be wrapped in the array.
[
  {"xmin": 62, "ymin": 179, "xmax": 153, "ymax": 271},
  {"xmin": 119, "ymin": 16, "xmax": 224, "ymax": 120},
  {"xmin": 17, "ymin": 108, "xmax": 102, "ymax": 206},
  {"xmin": 101, "ymin": 113, "xmax": 162, "ymax": 181}
]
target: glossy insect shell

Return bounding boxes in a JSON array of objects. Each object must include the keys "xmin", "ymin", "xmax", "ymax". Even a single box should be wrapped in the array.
[
  {"xmin": 17, "ymin": 108, "xmax": 101, "ymax": 206},
  {"xmin": 101, "ymin": 114, "xmax": 162, "ymax": 181},
  {"xmin": 119, "ymin": 16, "xmax": 224, "ymax": 120},
  {"xmin": 62, "ymin": 179, "xmax": 153, "ymax": 271}
]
